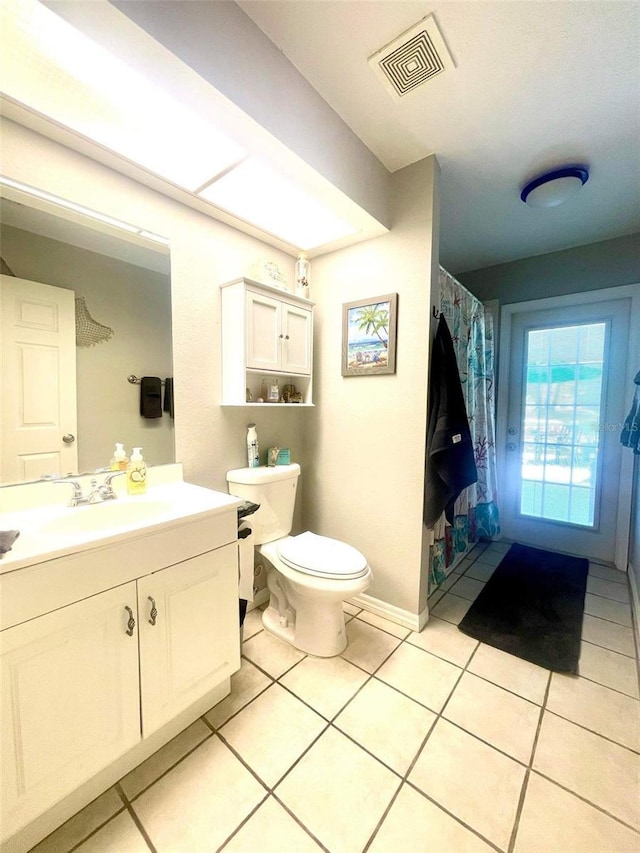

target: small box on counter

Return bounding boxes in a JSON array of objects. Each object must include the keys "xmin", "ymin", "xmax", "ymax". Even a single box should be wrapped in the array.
[{"xmin": 267, "ymin": 447, "xmax": 291, "ymax": 466}]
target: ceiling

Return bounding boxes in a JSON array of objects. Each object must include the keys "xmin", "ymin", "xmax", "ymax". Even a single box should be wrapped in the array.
[{"xmin": 238, "ymin": 0, "xmax": 640, "ymax": 273}]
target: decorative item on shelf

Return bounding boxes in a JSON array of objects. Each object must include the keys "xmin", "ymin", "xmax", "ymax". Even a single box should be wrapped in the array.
[
  {"xmin": 295, "ymin": 252, "xmax": 310, "ymax": 298},
  {"xmin": 342, "ymin": 293, "xmax": 398, "ymax": 377},
  {"xmin": 261, "ymin": 377, "xmax": 280, "ymax": 402},
  {"xmin": 248, "ymin": 259, "xmax": 289, "ymax": 291},
  {"xmin": 246, "ymin": 387, "xmax": 253, "ymax": 403}
]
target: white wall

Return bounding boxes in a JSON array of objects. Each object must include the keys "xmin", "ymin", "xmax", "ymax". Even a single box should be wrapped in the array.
[
  {"xmin": 0, "ymin": 225, "xmax": 174, "ymax": 473},
  {"xmin": 1, "ymin": 118, "xmax": 309, "ymax": 494},
  {"xmin": 306, "ymin": 156, "xmax": 440, "ymax": 620}
]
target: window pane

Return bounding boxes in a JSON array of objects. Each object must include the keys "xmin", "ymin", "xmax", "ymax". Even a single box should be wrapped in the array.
[{"xmin": 519, "ymin": 322, "xmax": 606, "ymax": 527}]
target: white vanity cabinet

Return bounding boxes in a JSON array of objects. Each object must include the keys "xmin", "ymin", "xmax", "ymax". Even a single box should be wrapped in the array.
[
  {"xmin": 138, "ymin": 544, "xmax": 238, "ymax": 735},
  {"xmin": 221, "ymin": 277, "xmax": 314, "ymax": 405},
  {"xmin": 1, "ymin": 583, "xmax": 141, "ymax": 840},
  {"xmin": 0, "ymin": 494, "xmax": 241, "ymax": 851}
]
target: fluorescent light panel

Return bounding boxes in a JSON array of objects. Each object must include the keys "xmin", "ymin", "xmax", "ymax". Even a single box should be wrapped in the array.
[
  {"xmin": 1, "ymin": 0, "xmax": 245, "ymax": 191},
  {"xmin": 199, "ymin": 159, "xmax": 358, "ymax": 249}
]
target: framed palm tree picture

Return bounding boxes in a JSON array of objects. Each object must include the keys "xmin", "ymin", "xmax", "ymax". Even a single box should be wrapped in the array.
[{"xmin": 342, "ymin": 293, "xmax": 398, "ymax": 376}]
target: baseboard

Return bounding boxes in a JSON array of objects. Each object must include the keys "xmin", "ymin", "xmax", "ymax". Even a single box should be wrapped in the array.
[
  {"xmin": 348, "ymin": 592, "xmax": 430, "ymax": 633},
  {"xmin": 628, "ymin": 561, "xmax": 640, "ymax": 658}
]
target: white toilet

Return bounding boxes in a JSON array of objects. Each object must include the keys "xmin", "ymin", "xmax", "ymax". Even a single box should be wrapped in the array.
[{"xmin": 227, "ymin": 463, "xmax": 372, "ymax": 657}]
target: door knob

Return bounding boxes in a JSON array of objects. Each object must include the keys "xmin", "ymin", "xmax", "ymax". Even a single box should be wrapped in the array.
[{"xmin": 62, "ymin": 433, "xmax": 76, "ymax": 444}]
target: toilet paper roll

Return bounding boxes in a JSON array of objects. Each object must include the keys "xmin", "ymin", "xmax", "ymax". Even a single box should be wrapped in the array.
[{"xmin": 238, "ymin": 521, "xmax": 255, "ymax": 602}]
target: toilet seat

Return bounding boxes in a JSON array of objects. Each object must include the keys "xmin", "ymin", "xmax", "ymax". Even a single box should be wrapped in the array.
[{"xmin": 277, "ymin": 531, "xmax": 369, "ymax": 580}]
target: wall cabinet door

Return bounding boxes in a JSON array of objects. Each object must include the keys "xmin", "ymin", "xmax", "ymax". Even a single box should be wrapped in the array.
[
  {"xmin": 0, "ymin": 583, "xmax": 140, "ymax": 838},
  {"xmin": 281, "ymin": 302, "xmax": 312, "ymax": 374},
  {"xmin": 137, "ymin": 544, "xmax": 240, "ymax": 736},
  {"xmin": 246, "ymin": 290, "xmax": 282, "ymax": 371}
]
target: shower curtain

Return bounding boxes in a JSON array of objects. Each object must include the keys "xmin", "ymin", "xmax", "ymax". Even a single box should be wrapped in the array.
[{"xmin": 428, "ymin": 267, "xmax": 500, "ymax": 591}]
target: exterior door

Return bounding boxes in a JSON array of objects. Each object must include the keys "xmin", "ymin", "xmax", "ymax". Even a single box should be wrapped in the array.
[
  {"xmin": 1, "ymin": 275, "xmax": 77, "ymax": 482},
  {"xmin": 501, "ymin": 297, "xmax": 633, "ymax": 565}
]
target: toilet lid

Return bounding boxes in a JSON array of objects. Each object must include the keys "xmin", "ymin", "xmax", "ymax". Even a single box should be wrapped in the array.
[{"xmin": 277, "ymin": 531, "xmax": 369, "ymax": 579}]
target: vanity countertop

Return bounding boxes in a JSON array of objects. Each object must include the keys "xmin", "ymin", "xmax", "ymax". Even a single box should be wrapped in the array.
[{"xmin": 0, "ymin": 471, "xmax": 241, "ymax": 575}]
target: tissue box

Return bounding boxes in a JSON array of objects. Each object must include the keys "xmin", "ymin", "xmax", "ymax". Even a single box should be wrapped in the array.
[{"xmin": 268, "ymin": 447, "xmax": 291, "ymax": 465}]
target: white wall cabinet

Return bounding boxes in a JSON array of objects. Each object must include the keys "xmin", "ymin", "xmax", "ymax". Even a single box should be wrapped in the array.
[
  {"xmin": 221, "ymin": 277, "xmax": 314, "ymax": 405},
  {"xmin": 0, "ymin": 511, "xmax": 240, "ymax": 847}
]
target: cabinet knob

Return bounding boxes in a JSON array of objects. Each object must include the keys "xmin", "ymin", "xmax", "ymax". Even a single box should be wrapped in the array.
[
  {"xmin": 285, "ymin": 335, "xmax": 290, "ymax": 340},
  {"xmin": 279, "ymin": 334, "xmax": 284, "ymax": 339},
  {"xmin": 124, "ymin": 605, "xmax": 136, "ymax": 636},
  {"xmin": 148, "ymin": 596, "xmax": 158, "ymax": 626}
]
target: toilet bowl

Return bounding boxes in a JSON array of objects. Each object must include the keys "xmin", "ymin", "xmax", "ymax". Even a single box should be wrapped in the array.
[{"xmin": 226, "ymin": 465, "xmax": 372, "ymax": 657}]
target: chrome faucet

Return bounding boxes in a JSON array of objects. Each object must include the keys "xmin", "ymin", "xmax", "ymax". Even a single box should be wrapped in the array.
[{"xmin": 55, "ymin": 471, "xmax": 125, "ymax": 506}]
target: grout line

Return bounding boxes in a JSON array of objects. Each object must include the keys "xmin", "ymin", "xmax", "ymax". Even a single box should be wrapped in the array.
[
  {"xmin": 507, "ymin": 668, "xmax": 552, "ymax": 853},
  {"xmin": 114, "ymin": 783, "xmax": 157, "ymax": 853},
  {"xmin": 270, "ymin": 792, "xmax": 332, "ymax": 852},
  {"xmin": 214, "ymin": 792, "xmax": 270, "ymax": 852},
  {"xmin": 542, "ymin": 708, "xmax": 640, "ymax": 756},
  {"xmin": 63, "ymin": 801, "xmax": 129, "ymax": 853},
  {"xmin": 530, "ymin": 769, "xmax": 640, "ymax": 835}
]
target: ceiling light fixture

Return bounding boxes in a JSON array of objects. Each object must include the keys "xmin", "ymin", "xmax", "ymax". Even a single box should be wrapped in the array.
[{"xmin": 520, "ymin": 166, "xmax": 589, "ymax": 208}]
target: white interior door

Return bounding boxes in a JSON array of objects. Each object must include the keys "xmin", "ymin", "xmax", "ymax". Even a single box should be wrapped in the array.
[
  {"xmin": 1, "ymin": 275, "xmax": 77, "ymax": 482},
  {"xmin": 500, "ymin": 296, "xmax": 634, "ymax": 565}
]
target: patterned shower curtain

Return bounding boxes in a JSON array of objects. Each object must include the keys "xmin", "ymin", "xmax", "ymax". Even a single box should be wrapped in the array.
[{"xmin": 429, "ymin": 268, "xmax": 501, "ymax": 590}]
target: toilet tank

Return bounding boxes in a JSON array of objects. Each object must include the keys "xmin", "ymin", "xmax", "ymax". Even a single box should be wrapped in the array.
[{"xmin": 226, "ymin": 463, "xmax": 300, "ymax": 544}]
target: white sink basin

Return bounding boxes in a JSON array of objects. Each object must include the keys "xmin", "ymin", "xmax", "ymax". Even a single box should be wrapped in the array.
[{"xmin": 39, "ymin": 500, "xmax": 173, "ymax": 536}]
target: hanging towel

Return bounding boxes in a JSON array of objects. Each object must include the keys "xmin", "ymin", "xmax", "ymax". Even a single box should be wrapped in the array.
[
  {"xmin": 620, "ymin": 370, "xmax": 640, "ymax": 454},
  {"xmin": 424, "ymin": 314, "xmax": 478, "ymax": 527},
  {"xmin": 140, "ymin": 376, "xmax": 163, "ymax": 418},
  {"xmin": 163, "ymin": 378, "xmax": 174, "ymax": 418}
]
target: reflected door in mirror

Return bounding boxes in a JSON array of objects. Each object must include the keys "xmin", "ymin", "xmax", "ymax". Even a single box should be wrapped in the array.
[{"xmin": 1, "ymin": 275, "xmax": 78, "ymax": 481}]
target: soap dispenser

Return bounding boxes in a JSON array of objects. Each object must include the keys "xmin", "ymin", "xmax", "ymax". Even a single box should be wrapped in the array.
[
  {"xmin": 110, "ymin": 443, "xmax": 129, "ymax": 471},
  {"xmin": 126, "ymin": 447, "xmax": 147, "ymax": 495}
]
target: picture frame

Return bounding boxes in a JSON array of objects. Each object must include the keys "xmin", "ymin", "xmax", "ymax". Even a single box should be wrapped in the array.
[{"xmin": 342, "ymin": 293, "xmax": 398, "ymax": 376}]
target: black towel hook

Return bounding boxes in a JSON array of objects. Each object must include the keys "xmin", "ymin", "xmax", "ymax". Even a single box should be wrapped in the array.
[{"xmin": 432, "ymin": 305, "xmax": 441, "ymax": 319}]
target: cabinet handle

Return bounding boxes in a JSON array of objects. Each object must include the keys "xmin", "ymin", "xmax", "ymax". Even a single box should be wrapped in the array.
[
  {"xmin": 124, "ymin": 606, "xmax": 136, "ymax": 636},
  {"xmin": 285, "ymin": 335, "xmax": 290, "ymax": 340},
  {"xmin": 279, "ymin": 334, "xmax": 284, "ymax": 339},
  {"xmin": 148, "ymin": 596, "xmax": 158, "ymax": 626}
]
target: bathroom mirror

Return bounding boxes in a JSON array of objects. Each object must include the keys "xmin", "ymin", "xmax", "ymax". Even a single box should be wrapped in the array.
[{"xmin": 0, "ymin": 189, "xmax": 174, "ymax": 485}]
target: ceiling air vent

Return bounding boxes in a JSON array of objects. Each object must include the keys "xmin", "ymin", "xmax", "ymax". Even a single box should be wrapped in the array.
[{"xmin": 368, "ymin": 14, "xmax": 454, "ymax": 100}]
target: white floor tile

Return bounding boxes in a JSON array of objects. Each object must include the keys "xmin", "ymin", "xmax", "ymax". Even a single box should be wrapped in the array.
[
  {"xmin": 369, "ymin": 783, "xmax": 495, "ymax": 853},
  {"xmin": 205, "ymin": 658, "xmax": 272, "ymax": 729},
  {"xmin": 533, "ymin": 712, "xmax": 640, "ymax": 830},
  {"xmin": 407, "ymin": 615, "xmax": 479, "ymax": 667},
  {"xmin": 473, "ymin": 550, "xmax": 505, "ymax": 567},
  {"xmin": 586, "ymin": 575, "xmax": 630, "ymax": 603},
  {"xmin": 242, "ymin": 628, "xmax": 306, "ymax": 678},
  {"xmin": 120, "ymin": 720, "xmax": 211, "ymax": 800},
  {"xmin": 448, "ymin": 575, "xmax": 486, "ymax": 601},
  {"xmin": 275, "ymin": 727, "xmax": 399, "ymax": 853},
  {"xmin": 334, "ymin": 678, "xmax": 436, "ymax": 774},
  {"xmin": 464, "ymin": 561, "xmax": 497, "ymax": 582},
  {"xmin": 73, "ymin": 811, "xmax": 149, "ymax": 853},
  {"xmin": 409, "ymin": 718, "xmax": 526, "ymax": 850},
  {"xmin": 218, "ymin": 684, "xmax": 326, "ymax": 787},
  {"xmin": 340, "ymin": 618, "xmax": 401, "ymax": 673},
  {"xmin": 581, "ymin": 614, "xmax": 636, "ymax": 657},
  {"xmin": 221, "ymin": 795, "xmax": 323, "ymax": 852},
  {"xmin": 242, "ymin": 606, "xmax": 266, "ymax": 640},
  {"xmin": 28, "ymin": 789, "xmax": 124, "ymax": 853},
  {"xmin": 547, "ymin": 673, "xmax": 640, "ymax": 751},
  {"xmin": 280, "ymin": 654, "xmax": 369, "ymax": 720},
  {"xmin": 376, "ymin": 643, "xmax": 462, "ymax": 712},
  {"xmin": 343, "ymin": 602, "xmax": 361, "ymax": 616},
  {"xmin": 588, "ymin": 564, "xmax": 629, "ymax": 585},
  {"xmin": 430, "ymin": 593, "xmax": 472, "ymax": 625},
  {"xmin": 353, "ymin": 610, "xmax": 411, "ymax": 639},
  {"xmin": 467, "ymin": 643, "xmax": 549, "ymax": 705},
  {"xmin": 583, "ymin": 592, "xmax": 633, "ymax": 626},
  {"xmin": 514, "ymin": 772, "xmax": 640, "ymax": 853},
  {"xmin": 443, "ymin": 672, "xmax": 541, "ymax": 763},
  {"xmin": 132, "ymin": 736, "xmax": 266, "ymax": 851},
  {"xmin": 578, "ymin": 641, "xmax": 640, "ymax": 698}
]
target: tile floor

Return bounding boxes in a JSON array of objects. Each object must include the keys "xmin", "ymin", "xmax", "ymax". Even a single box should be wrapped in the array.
[{"xmin": 31, "ymin": 541, "xmax": 639, "ymax": 853}]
